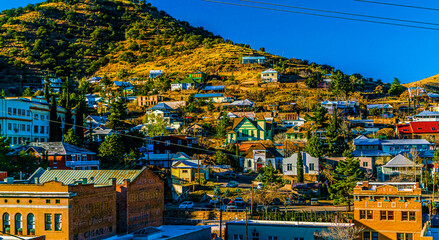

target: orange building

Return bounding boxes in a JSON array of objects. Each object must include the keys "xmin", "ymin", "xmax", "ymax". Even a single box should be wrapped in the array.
[
  {"xmin": 0, "ymin": 167, "xmax": 164, "ymax": 240},
  {"xmin": 353, "ymin": 181, "xmax": 423, "ymax": 240},
  {"xmin": 0, "ymin": 180, "xmax": 117, "ymax": 240}
]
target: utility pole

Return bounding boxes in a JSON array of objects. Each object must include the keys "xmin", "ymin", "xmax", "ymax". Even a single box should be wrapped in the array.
[
  {"xmin": 251, "ymin": 181, "xmax": 254, "ymax": 216},
  {"xmin": 245, "ymin": 207, "xmax": 248, "ymax": 240},
  {"xmin": 220, "ymin": 196, "xmax": 223, "ymax": 240}
]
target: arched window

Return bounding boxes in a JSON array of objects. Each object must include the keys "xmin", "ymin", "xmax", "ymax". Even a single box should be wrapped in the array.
[
  {"xmin": 27, "ymin": 214, "xmax": 35, "ymax": 235},
  {"xmin": 248, "ymin": 160, "xmax": 252, "ymax": 168},
  {"xmin": 15, "ymin": 213, "xmax": 22, "ymax": 234},
  {"xmin": 2, "ymin": 213, "xmax": 10, "ymax": 233}
]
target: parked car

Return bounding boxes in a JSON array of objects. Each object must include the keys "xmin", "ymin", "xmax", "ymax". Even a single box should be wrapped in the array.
[
  {"xmin": 268, "ymin": 205, "xmax": 280, "ymax": 212},
  {"xmin": 257, "ymin": 183, "xmax": 264, "ymax": 189},
  {"xmin": 222, "ymin": 198, "xmax": 231, "ymax": 205},
  {"xmin": 234, "ymin": 197, "xmax": 244, "ymax": 206},
  {"xmin": 179, "ymin": 201, "xmax": 194, "ymax": 209},
  {"xmin": 226, "ymin": 181, "xmax": 239, "ymax": 187},
  {"xmin": 226, "ymin": 205, "xmax": 238, "ymax": 211},
  {"xmin": 220, "ymin": 171, "xmax": 237, "ymax": 179},
  {"xmin": 272, "ymin": 198, "xmax": 282, "ymax": 205},
  {"xmin": 255, "ymin": 205, "xmax": 266, "ymax": 212},
  {"xmin": 310, "ymin": 198, "xmax": 319, "ymax": 206}
]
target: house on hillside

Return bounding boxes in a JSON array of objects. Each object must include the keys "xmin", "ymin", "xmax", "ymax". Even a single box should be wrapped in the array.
[
  {"xmin": 136, "ymin": 95, "xmax": 167, "ymax": 108},
  {"xmin": 378, "ymin": 154, "xmax": 422, "ymax": 181},
  {"xmin": 85, "ymin": 115, "xmax": 107, "ymax": 129},
  {"xmin": 283, "ymin": 152, "xmax": 319, "ymax": 181},
  {"xmin": 84, "ymin": 126, "xmax": 114, "ymax": 143},
  {"xmin": 170, "ymin": 78, "xmax": 199, "ymax": 91},
  {"xmin": 282, "ymin": 113, "xmax": 305, "ymax": 128},
  {"xmin": 261, "ymin": 68, "xmax": 280, "ymax": 83},
  {"xmin": 185, "ymin": 123, "xmax": 206, "ymax": 137},
  {"xmin": 284, "ymin": 126, "xmax": 306, "ymax": 143},
  {"xmin": 397, "ymin": 121, "xmax": 439, "ymax": 140},
  {"xmin": 242, "ymin": 56, "xmax": 265, "ymax": 64},
  {"xmin": 321, "ymin": 100, "xmax": 357, "ymax": 115},
  {"xmin": 367, "ymin": 104, "xmax": 393, "ymax": 118},
  {"xmin": 188, "ymin": 70, "xmax": 206, "ymax": 80},
  {"xmin": 149, "ymin": 70, "xmax": 163, "ymax": 78},
  {"xmin": 171, "ymin": 159, "xmax": 209, "ymax": 184},
  {"xmin": 26, "ymin": 142, "xmax": 99, "ymax": 170},
  {"xmin": 225, "ymin": 117, "xmax": 273, "ymax": 144},
  {"xmin": 243, "ymin": 143, "xmax": 283, "ymax": 171},
  {"xmin": 413, "ymin": 110, "xmax": 439, "ymax": 122},
  {"xmin": 202, "ymin": 85, "xmax": 225, "ymax": 92}
]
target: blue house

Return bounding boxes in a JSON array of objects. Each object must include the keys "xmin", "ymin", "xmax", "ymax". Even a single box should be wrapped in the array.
[{"xmin": 242, "ymin": 56, "xmax": 265, "ymax": 64}]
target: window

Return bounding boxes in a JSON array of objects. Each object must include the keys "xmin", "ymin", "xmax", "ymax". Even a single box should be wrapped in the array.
[
  {"xmin": 363, "ymin": 162, "xmax": 368, "ymax": 167},
  {"xmin": 182, "ymin": 170, "xmax": 188, "ymax": 173},
  {"xmin": 248, "ymin": 160, "xmax": 252, "ymax": 168},
  {"xmin": 402, "ymin": 211, "xmax": 415, "ymax": 221},
  {"xmin": 397, "ymin": 233, "xmax": 413, "ymax": 240},
  {"xmin": 309, "ymin": 163, "xmax": 315, "ymax": 171},
  {"xmin": 27, "ymin": 214, "xmax": 35, "ymax": 235},
  {"xmin": 8, "ymin": 123, "xmax": 11, "ymax": 130},
  {"xmin": 252, "ymin": 231, "xmax": 259, "ymax": 240},
  {"xmin": 2, "ymin": 213, "xmax": 10, "ymax": 232},
  {"xmin": 287, "ymin": 164, "xmax": 292, "ymax": 171},
  {"xmin": 364, "ymin": 232, "xmax": 370, "ymax": 240},
  {"xmin": 54, "ymin": 214, "xmax": 62, "ymax": 231},
  {"xmin": 34, "ymin": 126, "xmax": 38, "ymax": 134},
  {"xmin": 268, "ymin": 237, "xmax": 278, "ymax": 240},
  {"xmin": 8, "ymin": 108, "xmax": 11, "ymax": 115},
  {"xmin": 360, "ymin": 210, "xmax": 373, "ymax": 219},
  {"xmin": 15, "ymin": 213, "xmax": 22, "ymax": 234},
  {"xmin": 46, "ymin": 199, "xmax": 50, "ymax": 204},
  {"xmin": 242, "ymin": 129, "xmax": 249, "ymax": 137},
  {"xmin": 13, "ymin": 108, "xmax": 16, "ymax": 115},
  {"xmin": 27, "ymin": 125, "xmax": 30, "ymax": 132},
  {"xmin": 27, "ymin": 110, "xmax": 30, "ymax": 116},
  {"xmin": 34, "ymin": 114, "xmax": 38, "ymax": 120},
  {"xmin": 45, "ymin": 214, "xmax": 52, "ymax": 230},
  {"xmin": 178, "ymin": 140, "xmax": 182, "ymax": 145},
  {"xmin": 40, "ymin": 126, "xmax": 44, "ymax": 134},
  {"xmin": 380, "ymin": 211, "xmax": 394, "ymax": 220},
  {"xmin": 55, "ymin": 199, "xmax": 60, "ymax": 204}
]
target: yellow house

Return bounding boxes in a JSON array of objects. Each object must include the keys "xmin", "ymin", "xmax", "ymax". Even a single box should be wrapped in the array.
[{"xmin": 171, "ymin": 160, "xmax": 209, "ymax": 184}]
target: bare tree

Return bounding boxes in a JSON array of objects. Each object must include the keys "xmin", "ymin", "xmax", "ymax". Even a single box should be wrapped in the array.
[{"xmin": 314, "ymin": 223, "xmax": 364, "ymax": 240}]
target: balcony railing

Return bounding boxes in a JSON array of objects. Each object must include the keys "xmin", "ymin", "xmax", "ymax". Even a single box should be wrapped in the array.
[
  {"xmin": 66, "ymin": 160, "xmax": 100, "ymax": 167},
  {"xmin": 381, "ymin": 167, "xmax": 422, "ymax": 175}
]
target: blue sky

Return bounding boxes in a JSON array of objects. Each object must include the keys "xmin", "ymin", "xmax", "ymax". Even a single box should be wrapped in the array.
[{"xmin": 2, "ymin": 0, "xmax": 439, "ymax": 83}]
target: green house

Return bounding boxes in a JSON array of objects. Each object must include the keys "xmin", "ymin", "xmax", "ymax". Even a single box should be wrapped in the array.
[
  {"xmin": 285, "ymin": 126, "xmax": 306, "ymax": 142},
  {"xmin": 189, "ymin": 70, "xmax": 206, "ymax": 80},
  {"xmin": 226, "ymin": 117, "xmax": 273, "ymax": 144}
]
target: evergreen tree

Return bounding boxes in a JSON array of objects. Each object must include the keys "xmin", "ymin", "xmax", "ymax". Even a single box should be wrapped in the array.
[
  {"xmin": 75, "ymin": 95, "xmax": 86, "ymax": 141},
  {"xmin": 325, "ymin": 112, "xmax": 348, "ymax": 156},
  {"xmin": 99, "ymin": 134, "xmax": 124, "ymax": 168},
  {"xmin": 22, "ymin": 87, "xmax": 32, "ymax": 97},
  {"xmin": 63, "ymin": 128, "xmax": 81, "ymax": 147},
  {"xmin": 44, "ymin": 76, "xmax": 51, "ymax": 102},
  {"xmin": 64, "ymin": 91, "xmax": 73, "ymax": 134},
  {"xmin": 388, "ymin": 78, "xmax": 406, "ymax": 96},
  {"xmin": 306, "ymin": 133, "xmax": 323, "ymax": 158},
  {"xmin": 331, "ymin": 71, "xmax": 353, "ymax": 99},
  {"xmin": 216, "ymin": 113, "xmax": 230, "ymax": 138},
  {"xmin": 329, "ymin": 150, "xmax": 363, "ymax": 211},
  {"xmin": 49, "ymin": 95, "xmax": 61, "ymax": 141},
  {"xmin": 1, "ymin": 89, "xmax": 5, "ymax": 97},
  {"xmin": 296, "ymin": 151, "xmax": 304, "ymax": 183},
  {"xmin": 305, "ymin": 105, "xmax": 328, "ymax": 129},
  {"xmin": 108, "ymin": 97, "xmax": 127, "ymax": 130}
]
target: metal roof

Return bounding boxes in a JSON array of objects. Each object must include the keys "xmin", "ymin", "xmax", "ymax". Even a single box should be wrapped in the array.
[
  {"xmin": 352, "ymin": 150, "xmax": 391, "ymax": 157},
  {"xmin": 149, "ymin": 103, "xmax": 174, "ymax": 110},
  {"xmin": 354, "ymin": 138, "xmax": 380, "ymax": 146},
  {"xmin": 229, "ymin": 99, "xmax": 254, "ymax": 106},
  {"xmin": 202, "ymin": 85, "xmax": 225, "ymax": 91},
  {"xmin": 383, "ymin": 154, "xmax": 419, "ymax": 168},
  {"xmin": 37, "ymin": 168, "xmax": 146, "ymax": 185},
  {"xmin": 242, "ymin": 56, "xmax": 265, "ymax": 59},
  {"xmin": 27, "ymin": 142, "xmax": 96, "ymax": 155},
  {"xmin": 367, "ymin": 104, "xmax": 393, "ymax": 109},
  {"xmin": 194, "ymin": 93, "xmax": 223, "ymax": 98},
  {"xmin": 415, "ymin": 110, "xmax": 439, "ymax": 117},
  {"xmin": 381, "ymin": 139, "xmax": 431, "ymax": 145}
]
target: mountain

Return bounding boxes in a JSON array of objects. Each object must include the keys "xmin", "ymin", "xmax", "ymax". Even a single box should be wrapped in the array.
[
  {"xmin": 0, "ymin": 0, "xmax": 373, "ymax": 95},
  {"xmin": 404, "ymin": 74, "xmax": 439, "ymax": 90}
]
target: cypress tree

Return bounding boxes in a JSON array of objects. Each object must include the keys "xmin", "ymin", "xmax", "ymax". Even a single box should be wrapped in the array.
[
  {"xmin": 49, "ymin": 95, "xmax": 59, "ymax": 141},
  {"xmin": 296, "ymin": 150, "xmax": 304, "ymax": 183},
  {"xmin": 75, "ymin": 96, "xmax": 86, "ymax": 141}
]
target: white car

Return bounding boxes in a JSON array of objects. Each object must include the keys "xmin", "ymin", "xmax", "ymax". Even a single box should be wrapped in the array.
[{"xmin": 179, "ymin": 201, "xmax": 194, "ymax": 209}]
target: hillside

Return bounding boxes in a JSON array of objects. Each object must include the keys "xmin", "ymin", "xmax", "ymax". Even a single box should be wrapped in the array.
[
  {"xmin": 404, "ymin": 74, "xmax": 439, "ymax": 90},
  {"xmin": 0, "ymin": 0, "xmax": 338, "ymax": 91}
]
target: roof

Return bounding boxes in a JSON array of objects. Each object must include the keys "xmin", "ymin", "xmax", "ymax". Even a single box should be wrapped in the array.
[
  {"xmin": 262, "ymin": 68, "xmax": 278, "ymax": 73},
  {"xmin": 194, "ymin": 93, "xmax": 223, "ymax": 98},
  {"xmin": 381, "ymin": 139, "xmax": 431, "ymax": 145},
  {"xmin": 244, "ymin": 143, "xmax": 283, "ymax": 159},
  {"xmin": 354, "ymin": 138, "xmax": 380, "ymax": 146},
  {"xmin": 383, "ymin": 154, "xmax": 419, "ymax": 168},
  {"xmin": 415, "ymin": 110, "xmax": 439, "ymax": 117},
  {"xmin": 37, "ymin": 168, "xmax": 147, "ymax": 185},
  {"xmin": 180, "ymin": 78, "xmax": 196, "ymax": 84},
  {"xmin": 367, "ymin": 104, "xmax": 393, "ymax": 109},
  {"xmin": 85, "ymin": 127, "xmax": 113, "ymax": 135},
  {"xmin": 172, "ymin": 160, "xmax": 205, "ymax": 168},
  {"xmin": 231, "ymin": 117, "xmax": 260, "ymax": 130},
  {"xmin": 113, "ymin": 81, "xmax": 133, "ymax": 87},
  {"xmin": 242, "ymin": 56, "xmax": 265, "ymax": 59},
  {"xmin": 352, "ymin": 150, "xmax": 391, "ymax": 157},
  {"xmin": 398, "ymin": 121, "xmax": 439, "ymax": 134},
  {"xmin": 149, "ymin": 70, "xmax": 163, "ymax": 73},
  {"xmin": 229, "ymin": 99, "xmax": 254, "ymax": 106},
  {"xmin": 203, "ymin": 85, "xmax": 225, "ymax": 91},
  {"xmin": 149, "ymin": 102, "xmax": 174, "ymax": 110},
  {"xmin": 27, "ymin": 142, "xmax": 95, "ymax": 155}
]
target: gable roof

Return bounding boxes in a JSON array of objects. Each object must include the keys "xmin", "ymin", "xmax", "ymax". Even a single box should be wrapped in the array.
[
  {"xmin": 231, "ymin": 117, "xmax": 259, "ymax": 130},
  {"xmin": 397, "ymin": 121, "xmax": 439, "ymax": 134},
  {"xmin": 27, "ymin": 142, "xmax": 95, "ymax": 155},
  {"xmin": 229, "ymin": 99, "xmax": 254, "ymax": 106},
  {"xmin": 194, "ymin": 93, "xmax": 223, "ymax": 98},
  {"xmin": 367, "ymin": 104, "xmax": 393, "ymax": 110},
  {"xmin": 244, "ymin": 143, "xmax": 283, "ymax": 159},
  {"xmin": 202, "ymin": 85, "xmax": 225, "ymax": 91},
  {"xmin": 383, "ymin": 154, "xmax": 419, "ymax": 168},
  {"xmin": 37, "ymin": 167, "xmax": 147, "ymax": 185},
  {"xmin": 149, "ymin": 102, "xmax": 174, "ymax": 110},
  {"xmin": 415, "ymin": 110, "xmax": 439, "ymax": 117}
]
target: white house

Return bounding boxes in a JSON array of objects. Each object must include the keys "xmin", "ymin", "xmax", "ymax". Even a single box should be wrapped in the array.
[
  {"xmin": 261, "ymin": 68, "xmax": 280, "ymax": 83},
  {"xmin": 0, "ymin": 97, "xmax": 69, "ymax": 147},
  {"xmin": 282, "ymin": 152, "xmax": 319, "ymax": 176},
  {"xmin": 243, "ymin": 143, "xmax": 283, "ymax": 172},
  {"xmin": 149, "ymin": 70, "xmax": 163, "ymax": 78}
]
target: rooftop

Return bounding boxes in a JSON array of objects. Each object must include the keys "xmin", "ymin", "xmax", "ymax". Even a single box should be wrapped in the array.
[
  {"xmin": 193, "ymin": 93, "xmax": 223, "ymax": 98},
  {"xmin": 228, "ymin": 220, "xmax": 353, "ymax": 227}
]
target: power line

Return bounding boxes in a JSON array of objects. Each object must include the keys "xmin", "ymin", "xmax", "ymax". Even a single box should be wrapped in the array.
[
  {"xmin": 202, "ymin": 0, "xmax": 439, "ymax": 31},
  {"xmin": 238, "ymin": 0, "xmax": 439, "ymax": 26},
  {"xmin": 354, "ymin": 0, "xmax": 439, "ymax": 12}
]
